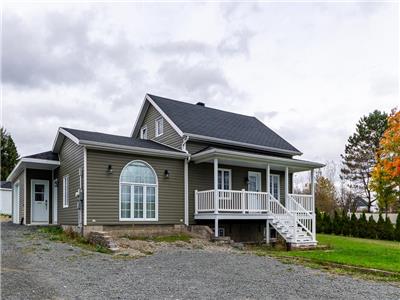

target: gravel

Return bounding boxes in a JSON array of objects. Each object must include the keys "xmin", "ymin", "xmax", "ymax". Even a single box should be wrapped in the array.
[{"xmin": 1, "ymin": 222, "xmax": 399, "ymax": 300}]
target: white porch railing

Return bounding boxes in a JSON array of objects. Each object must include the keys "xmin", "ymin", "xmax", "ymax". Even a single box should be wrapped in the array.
[
  {"xmin": 195, "ymin": 189, "xmax": 269, "ymax": 214},
  {"xmin": 287, "ymin": 194, "xmax": 315, "ymax": 240},
  {"xmin": 289, "ymin": 193, "xmax": 314, "ymax": 212}
]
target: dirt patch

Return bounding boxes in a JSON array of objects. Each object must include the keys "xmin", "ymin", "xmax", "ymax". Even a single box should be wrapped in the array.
[{"xmin": 0, "ymin": 215, "xmax": 12, "ymax": 222}]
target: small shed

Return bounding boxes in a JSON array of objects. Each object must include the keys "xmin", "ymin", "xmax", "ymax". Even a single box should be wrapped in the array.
[{"xmin": 0, "ymin": 181, "xmax": 12, "ymax": 215}]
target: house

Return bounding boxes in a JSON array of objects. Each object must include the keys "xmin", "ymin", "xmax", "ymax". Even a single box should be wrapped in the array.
[
  {"xmin": 7, "ymin": 94, "xmax": 324, "ymax": 247},
  {"xmin": 0, "ymin": 181, "xmax": 12, "ymax": 216}
]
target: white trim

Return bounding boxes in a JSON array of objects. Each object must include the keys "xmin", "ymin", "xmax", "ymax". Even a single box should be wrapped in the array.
[
  {"xmin": 130, "ymin": 95, "xmax": 149, "ymax": 137},
  {"xmin": 63, "ymin": 175, "xmax": 69, "ymax": 208},
  {"xmin": 186, "ymin": 133, "xmax": 302, "ymax": 156},
  {"xmin": 195, "ymin": 213, "xmax": 274, "ymax": 220},
  {"xmin": 218, "ymin": 168, "xmax": 232, "ymax": 190},
  {"xmin": 191, "ymin": 148, "xmax": 324, "ymax": 170},
  {"xmin": 140, "ymin": 125, "xmax": 148, "ymax": 139},
  {"xmin": 84, "ymin": 147, "xmax": 87, "ymax": 225},
  {"xmin": 266, "ymin": 164, "xmax": 270, "ymax": 194},
  {"xmin": 155, "ymin": 117, "xmax": 164, "ymax": 137},
  {"xmin": 12, "ymin": 180, "xmax": 20, "ymax": 224},
  {"xmin": 52, "ymin": 178, "xmax": 58, "ymax": 225},
  {"xmin": 0, "ymin": 188, "xmax": 12, "ymax": 191},
  {"xmin": 80, "ymin": 140, "xmax": 188, "ymax": 159},
  {"xmin": 184, "ymin": 159, "xmax": 189, "ymax": 226},
  {"xmin": 119, "ymin": 160, "xmax": 159, "ymax": 222},
  {"xmin": 30, "ymin": 179, "xmax": 49, "ymax": 224},
  {"xmin": 7, "ymin": 158, "xmax": 60, "ymax": 182},
  {"xmin": 52, "ymin": 127, "xmax": 81, "ymax": 152}
]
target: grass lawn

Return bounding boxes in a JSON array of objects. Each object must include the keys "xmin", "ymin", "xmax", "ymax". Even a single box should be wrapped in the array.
[{"xmin": 254, "ymin": 234, "xmax": 400, "ymax": 274}]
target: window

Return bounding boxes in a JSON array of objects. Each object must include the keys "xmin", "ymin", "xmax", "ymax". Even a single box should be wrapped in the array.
[
  {"xmin": 218, "ymin": 169, "xmax": 231, "ymax": 190},
  {"xmin": 34, "ymin": 184, "xmax": 45, "ymax": 201},
  {"xmin": 63, "ymin": 175, "xmax": 69, "ymax": 208},
  {"xmin": 140, "ymin": 126, "xmax": 147, "ymax": 139},
  {"xmin": 155, "ymin": 118, "xmax": 163, "ymax": 137},
  {"xmin": 120, "ymin": 160, "xmax": 158, "ymax": 221},
  {"xmin": 269, "ymin": 174, "xmax": 280, "ymax": 200}
]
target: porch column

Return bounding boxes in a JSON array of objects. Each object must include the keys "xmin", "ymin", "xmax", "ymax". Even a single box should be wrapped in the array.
[
  {"xmin": 266, "ymin": 164, "xmax": 270, "ymax": 194},
  {"xmin": 266, "ymin": 220, "xmax": 270, "ymax": 244},
  {"xmin": 214, "ymin": 158, "xmax": 218, "ymax": 214},
  {"xmin": 311, "ymin": 169, "xmax": 316, "ymax": 241},
  {"xmin": 214, "ymin": 217, "xmax": 219, "ymax": 238},
  {"xmin": 285, "ymin": 166, "xmax": 289, "ymax": 206}
]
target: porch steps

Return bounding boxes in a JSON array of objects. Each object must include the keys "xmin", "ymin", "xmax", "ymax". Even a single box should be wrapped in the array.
[{"xmin": 269, "ymin": 217, "xmax": 316, "ymax": 247}]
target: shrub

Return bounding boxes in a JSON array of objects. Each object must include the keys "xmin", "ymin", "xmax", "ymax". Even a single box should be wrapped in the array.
[
  {"xmin": 341, "ymin": 210, "xmax": 350, "ymax": 236},
  {"xmin": 376, "ymin": 214, "xmax": 385, "ymax": 240},
  {"xmin": 316, "ymin": 208, "xmax": 322, "ymax": 234},
  {"xmin": 383, "ymin": 217, "xmax": 394, "ymax": 240},
  {"xmin": 395, "ymin": 214, "xmax": 400, "ymax": 242},
  {"xmin": 322, "ymin": 213, "xmax": 332, "ymax": 234},
  {"xmin": 350, "ymin": 213, "xmax": 359, "ymax": 237},
  {"xmin": 332, "ymin": 210, "xmax": 342, "ymax": 235},
  {"xmin": 367, "ymin": 215, "xmax": 377, "ymax": 239},
  {"xmin": 358, "ymin": 212, "xmax": 368, "ymax": 238}
]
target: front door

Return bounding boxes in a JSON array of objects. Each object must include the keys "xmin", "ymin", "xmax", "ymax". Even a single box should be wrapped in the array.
[
  {"xmin": 248, "ymin": 171, "xmax": 262, "ymax": 210},
  {"xmin": 31, "ymin": 180, "xmax": 49, "ymax": 223}
]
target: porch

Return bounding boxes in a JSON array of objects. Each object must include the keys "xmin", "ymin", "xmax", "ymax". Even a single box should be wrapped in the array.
[{"xmin": 190, "ymin": 148, "xmax": 324, "ymax": 245}]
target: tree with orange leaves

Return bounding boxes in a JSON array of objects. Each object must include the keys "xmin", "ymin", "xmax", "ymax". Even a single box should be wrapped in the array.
[{"xmin": 370, "ymin": 108, "xmax": 400, "ymax": 213}]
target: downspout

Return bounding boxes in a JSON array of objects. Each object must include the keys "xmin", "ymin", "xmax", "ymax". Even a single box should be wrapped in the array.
[{"xmin": 182, "ymin": 135, "xmax": 190, "ymax": 226}]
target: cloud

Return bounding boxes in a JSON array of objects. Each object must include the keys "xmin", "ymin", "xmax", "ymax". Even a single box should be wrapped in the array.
[
  {"xmin": 149, "ymin": 40, "xmax": 212, "ymax": 56},
  {"xmin": 370, "ymin": 75, "xmax": 398, "ymax": 97},
  {"xmin": 218, "ymin": 29, "xmax": 255, "ymax": 56}
]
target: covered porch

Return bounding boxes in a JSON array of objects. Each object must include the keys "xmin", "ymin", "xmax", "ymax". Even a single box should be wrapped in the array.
[{"xmin": 191, "ymin": 148, "xmax": 324, "ymax": 242}]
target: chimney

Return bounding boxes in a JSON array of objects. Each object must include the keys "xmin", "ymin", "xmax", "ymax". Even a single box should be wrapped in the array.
[{"xmin": 196, "ymin": 102, "xmax": 205, "ymax": 107}]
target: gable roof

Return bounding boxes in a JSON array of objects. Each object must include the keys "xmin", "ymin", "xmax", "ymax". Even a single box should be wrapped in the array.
[
  {"xmin": 25, "ymin": 151, "xmax": 59, "ymax": 161},
  {"xmin": 0, "ymin": 181, "xmax": 12, "ymax": 189},
  {"xmin": 52, "ymin": 128, "xmax": 187, "ymax": 158},
  {"xmin": 134, "ymin": 94, "xmax": 301, "ymax": 156}
]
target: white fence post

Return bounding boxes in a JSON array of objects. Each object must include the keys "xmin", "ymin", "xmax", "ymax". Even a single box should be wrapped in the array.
[
  {"xmin": 214, "ymin": 158, "xmax": 218, "ymax": 214},
  {"xmin": 195, "ymin": 190, "xmax": 198, "ymax": 215}
]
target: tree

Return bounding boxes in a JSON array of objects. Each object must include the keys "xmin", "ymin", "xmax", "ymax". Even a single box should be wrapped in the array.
[
  {"xmin": 315, "ymin": 171, "xmax": 337, "ymax": 214},
  {"xmin": 394, "ymin": 214, "xmax": 400, "ymax": 242},
  {"xmin": 370, "ymin": 109, "xmax": 400, "ymax": 213},
  {"xmin": 332, "ymin": 210, "xmax": 342, "ymax": 235},
  {"xmin": 358, "ymin": 212, "xmax": 368, "ymax": 238},
  {"xmin": 349, "ymin": 213, "xmax": 360, "ymax": 237},
  {"xmin": 367, "ymin": 215, "xmax": 377, "ymax": 239},
  {"xmin": 376, "ymin": 214, "xmax": 385, "ymax": 240},
  {"xmin": 341, "ymin": 210, "xmax": 350, "ymax": 236},
  {"xmin": 0, "ymin": 127, "xmax": 19, "ymax": 181},
  {"xmin": 341, "ymin": 110, "xmax": 388, "ymax": 212},
  {"xmin": 322, "ymin": 213, "xmax": 332, "ymax": 234},
  {"xmin": 383, "ymin": 217, "xmax": 394, "ymax": 240},
  {"xmin": 316, "ymin": 208, "xmax": 323, "ymax": 233}
]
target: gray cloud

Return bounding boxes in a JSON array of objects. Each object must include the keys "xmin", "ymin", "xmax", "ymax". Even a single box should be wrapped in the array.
[
  {"xmin": 218, "ymin": 29, "xmax": 255, "ymax": 56},
  {"xmin": 370, "ymin": 75, "xmax": 398, "ymax": 97},
  {"xmin": 149, "ymin": 40, "xmax": 212, "ymax": 56},
  {"xmin": 254, "ymin": 111, "xmax": 279, "ymax": 120}
]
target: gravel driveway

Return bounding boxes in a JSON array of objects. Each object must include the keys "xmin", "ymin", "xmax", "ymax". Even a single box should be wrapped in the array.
[{"xmin": 1, "ymin": 222, "xmax": 399, "ymax": 300}]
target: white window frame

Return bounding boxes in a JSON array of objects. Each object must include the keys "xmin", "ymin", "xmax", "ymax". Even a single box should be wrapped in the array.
[
  {"xmin": 218, "ymin": 168, "xmax": 232, "ymax": 190},
  {"xmin": 63, "ymin": 175, "xmax": 69, "ymax": 208},
  {"xmin": 13, "ymin": 180, "xmax": 20, "ymax": 224},
  {"xmin": 140, "ymin": 125, "xmax": 147, "ymax": 139},
  {"xmin": 119, "ymin": 160, "xmax": 159, "ymax": 221},
  {"xmin": 155, "ymin": 117, "xmax": 164, "ymax": 137},
  {"xmin": 269, "ymin": 174, "xmax": 280, "ymax": 200}
]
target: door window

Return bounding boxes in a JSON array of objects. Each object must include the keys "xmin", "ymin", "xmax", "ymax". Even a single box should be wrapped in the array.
[
  {"xmin": 269, "ymin": 174, "xmax": 280, "ymax": 200},
  {"xmin": 218, "ymin": 169, "xmax": 231, "ymax": 190},
  {"xmin": 34, "ymin": 184, "xmax": 45, "ymax": 201}
]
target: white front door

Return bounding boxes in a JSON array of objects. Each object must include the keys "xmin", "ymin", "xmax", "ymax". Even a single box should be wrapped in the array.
[
  {"xmin": 13, "ymin": 183, "xmax": 20, "ymax": 224},
  {"xmin": 31, "ymin": 180, "xmax": 49, "ymax": 223},
  {"xmin": 248, "ymin": 171, "xmax": 262, "ymax": 210}
]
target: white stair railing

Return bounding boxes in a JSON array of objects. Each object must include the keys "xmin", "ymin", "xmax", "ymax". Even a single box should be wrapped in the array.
[
  {"xmin": 287, "ymin": 194, "xmax": 314, "ymax": 240},
  {"xmin": 289, "ymin": 193, "xmax": 314, "ymax": 212},
  {"xmin": 268, "ymin": 194, "xmax": 297, "ymax": 240}
]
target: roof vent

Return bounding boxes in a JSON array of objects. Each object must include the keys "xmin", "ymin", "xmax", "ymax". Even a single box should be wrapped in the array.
[{"xmin": 196, "ymin": 102, "xmax": 205, "ymax": 107}]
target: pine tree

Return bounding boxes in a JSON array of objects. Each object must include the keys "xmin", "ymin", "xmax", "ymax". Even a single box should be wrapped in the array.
[
  {"xmin": 316, "ymin": 208, "xmax": 323, "ymax": 234},
  {"xmin": 350, "ymin": 213, "xmax": 359, "ymax": 237},
  {"xmin": 394, "ymin": 214, "xmax": 400, "ymax": 242},
  {"xmin": 358, "ymin": 212, "xmax": 368, "ymax": 238},
  {"xmin": 383, "ymin": 217, "xmax": 394, "ymax": 240},
  {"xmin": 341, "ymin": 210, "xmax": 350, "ymax": 236},
  {"xmin": 0, "ymin": 127, "xmax": 19, "ymax": 181},
  {"xmin": 322, "ymin": 213, "xmax": 332, "ymax": 234},
  {"xmin": 341, "ymin": 110, "xmax": 388, "ymax": 212},
  {"xmin": 376, "ymin": 214, "xmax": 385, "ymax": 240},
  {"xmin": 367, "ymin": 215, "xmax": 377, "ymax": 239}
]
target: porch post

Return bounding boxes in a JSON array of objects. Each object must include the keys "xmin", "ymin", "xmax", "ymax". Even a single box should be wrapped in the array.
[
  {"xmin": 285, "ymin": 166, "xmax": 289, "ymax": 206},
  {"xmin": 214, "ymin": 158, "xmax": 218, "ymax": 214},
  {"xmin": 266, "ymin": 164, "xmax": 270, "ymax": 194},
  {"xmin": 214, "ymin": 217, "xmax": 219, "ymax": 238},
  {"xmin": 311, "ymin": 169, "xmax": 316, "ymax": 241},
  {"xmin": 266, "ymin": 220, "xmax": 270, "ymax": 244}
]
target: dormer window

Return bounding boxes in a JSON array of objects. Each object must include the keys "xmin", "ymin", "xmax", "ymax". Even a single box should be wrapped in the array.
[
  {"xmin": 155, "ymin": 118, "xmax": 163, "ymax": 137},
  {"xmin": 140, "ymin": 126, "xmax": 147, "ymax": 139}
]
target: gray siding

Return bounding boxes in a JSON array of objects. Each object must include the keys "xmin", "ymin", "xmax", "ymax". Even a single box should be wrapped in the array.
[
  {"xmin": 25, "ymin": 169, "xmax": 53, "ymax": 224},
  {"xmin": 139, "ymin": 105, "xmax": 183, "ymax": 150},
  {"xmin": 57, "ymin": 137, "xmax": 84, "ymax": 225},
  {"xmin": 86, "ymin": 149, "xmax": 184, "ymax": 225},
  {"xmin": 188, "ymin": 162, "xmax": 293, "ymax": 224},
  {"xmin": 186, "ymin": 141, "xmax": 209, "ymax": 154}
]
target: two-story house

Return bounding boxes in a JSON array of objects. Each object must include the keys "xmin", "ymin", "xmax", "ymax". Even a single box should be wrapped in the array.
[{"xmin": 8, "ymin": 94, "xmax": 324, "ymax": 247}]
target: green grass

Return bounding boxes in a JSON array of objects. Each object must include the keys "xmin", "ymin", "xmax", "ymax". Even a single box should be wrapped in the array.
[
  {"xmin": 38, "ymin": 226, "xmax": 112, "ymax": 254},
  {"xmin": 126, "ymin": 234, "xmax": 191, "ymax": 243},
  {"xmin": 254, "ymin": 234, "xmax": 400, "ymax": 274}
]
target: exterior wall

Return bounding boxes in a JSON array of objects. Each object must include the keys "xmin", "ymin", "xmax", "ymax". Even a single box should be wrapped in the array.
[
  {"xmin": 188, "ymin": 162, "xmax": 293, "ymax": 224},
  {"xmin": 0, "ymin": 189, "xmax": 12, "ymax": 215},
  {"xmin": 25, "ymin": 169, "xmax": 53, "ymax": 224},
  {"xmin": 139, "ymin": 105, "xmax": 182, "ymax": 150},
  {"xmin": 86, "ymin": 149, "xmax": 184, "ymax": 225},
  {"xmin": 186, "ymin": 141, "xmax": 209, "ymax": 154},
  {"xmin": 57, "ymin": 137, "xmax": 84, "ymax": 225},
  {"xmin": 13, "ymin": 170, "xmax": 25, "ymax": 224}
]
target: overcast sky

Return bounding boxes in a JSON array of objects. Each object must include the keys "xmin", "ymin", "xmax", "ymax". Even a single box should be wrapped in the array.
[{"xmin": 2, "ymin": 2, "xmax": 399, "ymax": 167}]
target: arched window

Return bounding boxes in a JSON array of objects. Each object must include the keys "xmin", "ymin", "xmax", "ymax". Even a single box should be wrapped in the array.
[{"xmin": 120, "ymin": 160, "xmax": 158, "ymax": 221}]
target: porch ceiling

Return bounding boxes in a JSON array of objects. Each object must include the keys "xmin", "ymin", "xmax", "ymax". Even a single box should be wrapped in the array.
[{"xmin": 191, "ymin": 148, "xmax": 324, "ymax": 173}]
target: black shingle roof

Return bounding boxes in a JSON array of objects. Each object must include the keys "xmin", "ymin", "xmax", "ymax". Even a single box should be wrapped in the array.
[
  {"xmin": 0, "ymin": 181, "xmax": 12, "ymax": 189},
  {"xmin": 25, "ymin": 151, "xmax": 59, "ymax": 161},
  {"xmin": 149, "ymin": 94, "xmax": 301, "ymax": 154},
  {"xmin": 62, "ymin": 128, "xmax": 184, "ymax": 153}
]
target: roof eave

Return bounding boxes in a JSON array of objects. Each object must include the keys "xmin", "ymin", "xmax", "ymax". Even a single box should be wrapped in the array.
[{"xmin": 7, "ymin": 158, "xmax": 61, "ymax": 182}]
